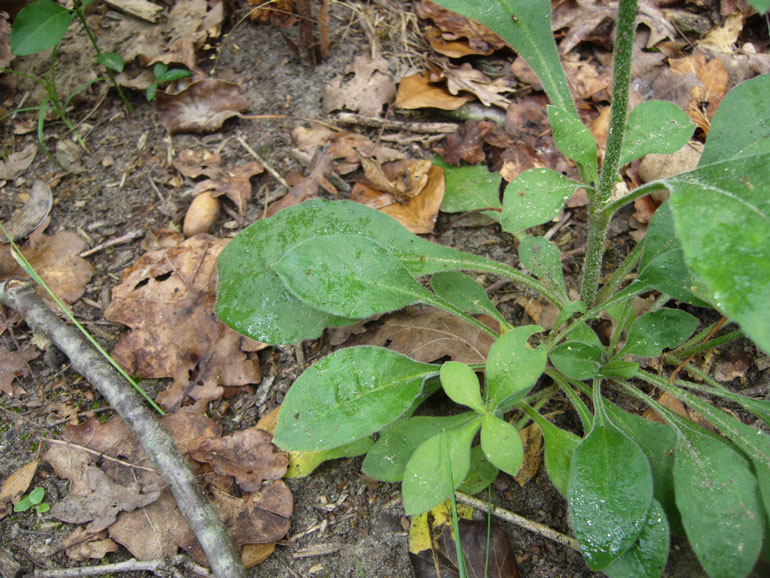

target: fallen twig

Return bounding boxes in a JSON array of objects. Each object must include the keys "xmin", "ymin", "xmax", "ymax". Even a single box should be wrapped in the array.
[
  {"xmin": 454, "ymin": 491, "xmax": 581, "ymax": 552},
  {"xmin": 333, "ymin": 112, "xmax": 458, "ymax": 134},
  {"xmin": 79, "ymin": 229, "xmax": 143, "ymax": 258},
  {"xmin": 0, "ymin": 280, "xmax": 246, "ymax": 578},
  {"xmin": 33, "ymin": 554, "xmax": 212, "ymax": 577},
  {"xmin": 236, "ymin": 134, "xmax": 290, "ymax": 190}
]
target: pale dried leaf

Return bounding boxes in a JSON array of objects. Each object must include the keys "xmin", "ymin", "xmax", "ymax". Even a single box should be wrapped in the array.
[
  {"xmin": 0, "ymin": 346, "xmax": 39, "ymax": 397},
  {"xmin": 157, "ymin": 79, "xmax": 249, "ymax": 134},
  {"xmin": 0, "ymin": 460, "xmax": 38, "ymax": 509},
  {"xmin": 0, "ymin": 180, "xmax": 52, "ymax": 243},
  {"xmin": 0, "ymin": 144, "xmax": 36, "ymax": 181},
  {"xmin": 323, "ymin": 55, "xmax": 396, "ymax": 117},
  {"xmin": 394, "ymin": 72, "xmax": 473, "ymax": 111}
]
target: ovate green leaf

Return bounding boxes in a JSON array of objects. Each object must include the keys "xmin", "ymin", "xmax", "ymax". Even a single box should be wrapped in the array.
[
  {"xmin": 549, "ymin": 341, "xmax": 604, "ymax": 380},
  {"xmin": 619, "ymin": 101, "xmax": 695, "ymax": 167},
  {"xmin": 274, "ymin": 347, "xmax": 437, "ymax": 451},
  {"xmin": 480, "ymin": 413, "xmax": 523, "ymax": 477},
  {"xmin": 431, "ymin": 272, "xmax": 505, "ymax": 324},
  {"xmin": 548, "ymin": 105, "xmax": 597, "ymax": 182},
  {"xmin": 518, "ymin": 236, "xmax": 568, "ymax": 300},
  {"xmin": 604, "ymin": 499, "xmax": 670, "ymax": 578},
  {"xmin": 440, "ymin": 362, "xmax": 484, "ymax": 412},
  {"xmin": 673, "ymin": 420, "xmax": 764, "ymax": 578},
  {"xmin": 402, "ymin": 418, "xmax": 482, "ymax": 515},
  {"xmin": 485, "ymin": 325, "xmax": 546, "ymax": 410},
  {"xmin": 436, "ymin": 159, "xmax": 502, "ymax": 221},
  {"xmin": 273, "ymin": 234, "xmax": 432, "ymax": 318},
  {"xmin": 10, "ymin": 0, "xmax": 73, "ymax": 55},
  {"xmin": 523, "ymin": 408, "xmax": 581, "ymax": 498},
  {"xmin": 569, "ymin": 398, "xmax": 654, "ymax": 570},
  {"xmin": 501, "ymin": 168, "xmax": 581, "ymax": 233},
  {"xmin": 619, "ymin": 308, "xmax": 698, "ymax": 358},
  {"xmin": 458, "ymin": 445, "xmax": 500, "ymax": 494},
  {"xmin": 98, "ymin": 52, "xmax": 124, "ymax": 73}
]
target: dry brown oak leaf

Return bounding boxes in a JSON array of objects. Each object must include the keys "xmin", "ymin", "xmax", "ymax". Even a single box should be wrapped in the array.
[
  {"xmin": 103, "ymin": 235, "xmax": 261, "ymax": 413},
  {"xmin": 157, "ymin": 78, "xmax": 250, "ymax": 134}
]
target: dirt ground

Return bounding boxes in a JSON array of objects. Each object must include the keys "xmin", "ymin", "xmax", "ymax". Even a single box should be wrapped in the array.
[{"xmin": 1, "ymin": 1, "xmax": 768, "ymax": 577}]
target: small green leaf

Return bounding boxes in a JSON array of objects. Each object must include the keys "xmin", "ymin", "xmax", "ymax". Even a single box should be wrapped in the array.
[
  {"xmin": 402, "ymin": 418, "xmax": 482, "ymax": 515},
  {"xmin": 35, "ymin": 502, "xmax": 50, "ymax": 514},
  {"xmin": 28, "ymin": 487, "xmax": 45, "ymax": 505},
  {"xmin": 286, "ymin": 437, "xmax": 374, "ymax": 478},
  {"xmin": 486, "ymin": 325, "xmax": 546, "ymax": 410},
  {"xmin": 435, "ymin": 158, "xmax": 502, "ymax": 221},
  {"xmin": 363, "ymin": 414, "xmax": 478, "ymax": 482},
  {"xmin": 98, "ymin": 52, "xmax": 124, "ymax": 73},
  {"xmin": 673, "ymin": 420, "xmax": 764, "ymax": 578},
  {"xmin": 159, "ymin": 68, "xmax": 193, "ymax": 83},
  {"xmin": 548, "ymin": 105, "xmax": 597, "ymax": 181},
  {"xmin": 440, "ymin": 362, "xmax": 484, "ymax": 412},
  {"xmin": 10, "ymin": 0, "xmax": 73, "ymax": 56},
  {"xmin": 549, "ymin": 341, "xmax": 604, "ymax": 380},
  {"xmin": 748, "ymin": 1, "xmax": 768, "ymax": 15},
  {"xmin": 13, "ymin": 497, "xmax": 32, "ymax": 513},
  {"xmin": 569, "ymin": 398, "xmax": 654, "ymax": 570},
  {"xmin": 481, "ymin": 413, "xmax": 523, "ymax": 477},
  {"xmin": 635, "ymin": 201, "xmax": 710, "ymax": 307},
  {"xmin": 618, "ymin": 308, "xmax": 698, "ymax": 359},
  {"xmin": 153, "ymin": 62, "xmax": 168, "ymax": 78},
  {"xmin": 619, "ymin": 101, "xmax": 695, "ymax": 167},
  {"xmin": 501, "ymin": 168, "xmax": 581, "ymax": 233},
  {"xmin": 430, "ymin": 272, "xmax": 504, "ymax": 324},
  {"xmin": 518, "ymin": 236, "xmax": 567, "ymax": 299},
  {"xmin": 146, "ymin": 83, "xmax": 158, "ymax": 102},
  {"xmin": 553, "ymin": 300, "xmax": 586, "ymax": 332},
  {"xmin": 525, "ymin": 410, "xmax": 580, "ymax": 498},
  {"xmin": 604, "ymin": 499, "xmax": 670, "ymax": 578},
  {"xmin": 458, "ymin": 445, "xmax": 499, "ymax": 494},
  {"xmin": 598, "ymin": 360, "xmax": 639, "ymax": 379},
  {"xmin": 429, "ymin": 0, "xmax": 574, "ymax": 114},
  {"xmin": 273, "ymin": 234, "xmax": 432, "ymax": 318},
  {"xmin": 273, "ymin": 346, "xmax": 437, "ymax": 451}
]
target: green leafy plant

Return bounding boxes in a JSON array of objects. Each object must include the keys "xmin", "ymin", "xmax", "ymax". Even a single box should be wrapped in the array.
[
  {"xmin": 216, "ymin": 0, "xmax": 770, "ymax": 576},
  {"xmin": 1, "ymin": 0, "xmax": 130, "ymax": 160},
  {"xmin": 145, "ymin": 62, "xmax": 192, "ymax": 102},
  {"xmin": 14, "ymin": 486, "xmax": 50, "ymax": 514}
]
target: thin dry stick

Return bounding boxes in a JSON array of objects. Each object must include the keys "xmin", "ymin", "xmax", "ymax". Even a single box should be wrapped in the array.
[
  {"xmin": 236, "ymin": 134, "xmax": 290, "ymax": 190},
  {"xmin": 33, "ymin": 554, "xmax": 212, "ymax": 578},
  {"xmin": 333, "ymin": 112, "xmax": 458, "ymax": 134},
  {"xmin": 41, "ymin": 438, "xmax": 157, "ymax": 473},
  {"xmin": 0, "ymin": 280, "xmax": 246, "ymax": 578},
  {"xmin": 79, "ymin": 229, "xmax": 143, "ymax": 257},
  {"xmin": 454, "ymin": 491, "xmax": 581, "ymax": 552}
]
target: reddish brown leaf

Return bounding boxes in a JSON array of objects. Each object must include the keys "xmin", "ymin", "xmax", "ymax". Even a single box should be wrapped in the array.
[
  {"xmin": 0, "ymin": 144, "xmax": 36, "ymax": 181},
  {"xmin": 415, "ymin": 0, "xmax": 505, "ymax": 56},
  {"xmin": 0, "ymin": 345, "xmax": 38, "ymax": 397},
  {"xmin": 62, "ymin": 527, "xmax": 119, "ymax": 561},
  {"xmin": 715, "ymin": 350, "xmax": 753, "ymax": 383},
  {"xmin": 394, "ymin": 72, "xmax": 473, "ymax": 111},
  {"xmin": 157, "ymin": 79, "xmax": 250, "ymax": 134},
  {"xmin": 191, "ymin": 427, "xmax": 288, "ymax": 492},
  {"xmin": 0, "ymin": 460, "xmax": 38, "ymax": 511}
]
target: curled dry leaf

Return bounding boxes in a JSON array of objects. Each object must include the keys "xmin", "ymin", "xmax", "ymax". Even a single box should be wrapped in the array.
[
  {"xmin": 351, "ymin": 164, "xmax": 445, "ymax": 234},
  {"xmin": 0, "ymin": 460, "xmax": 38, "ymax": 512},
  {"xmin": 157, "ymin": 78, "xmax": 250, "ymax": 134},
  {"xmin": 0, "ymin": 144, "xmax": 36, "ymax": 181},
  {"xmin": 435, "ymin": 58, "xmax": 514, "ymax": 109},
  {"xmin": 514, "ymin": 422, "xmax": 543, "ymax": 487},
  {"xmin": 394, "ymin": 72, "xmax": 473, "ymax": 111},
  {"xmin": 359, "ymin": 155, "xmax": 432, "ymax": 202},
  {"xmin": 183, "ymin": 191, "xmax": 220, "ymax": 236},
  {"xmin": 62, "ymin": 527, "xmax": 119, "ymax": 561},
  {"xmin": 103, "ymin": 236, "xmax": 261, "ymax": 412},
  {"xmin": 415, "ymin": 0, "xmax": 505, "ymax": 56},
  {"xmin": 323, "ymin": 55, "xmax": 396, "ymax": 117},
  {"xmin": 0, "ymin": 180, "xmax": 52, "ymax": 243},
  {"xmin": 344, "ymin": 305, "xmax": 497, "ymax": 364},
  {"xmin": 0, "ymin": 345, "xmax": 39, "ymax": 397},
  {"xmin": 191, "ymin": 427, "xmax": 289, "ymax": 492}
]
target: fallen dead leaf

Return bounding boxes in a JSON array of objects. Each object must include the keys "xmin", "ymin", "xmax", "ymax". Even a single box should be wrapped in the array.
[
  {"xmin": 0, "ymin": 345, "xmax": 39, "ymax": 397},
  {"xmin": 344, "ymin": 305, "xmax": 496, "ymax": 364},
  {"xmin": 0, "ymin": 144, "xmax": 36, "ymax": 181},
  {"xmin": 698, "ymin": 13, "xmax": 743, "ymax": 53},
  {"xmin": 351, "ymin": 164, "xmax": 445, "ymax": 234},
  {"xmin": 0, "ymin": 460, "xmax": 38, "ymax": 513},
  {"xmin": 514, "ymin": 423, "xmax": 543, "ymax": 487},
  {"xmin": 415, "ymin": 0, "xmax": 505, "ymax": 56},
  {"xmin": 248, "ymin": 0, "xmax": 295, "ymax": 23},
  {"xmin": 323, "ymin": 55, "xmax": 396, "ymax": 117},
  {"xmin": 267, "ymin": 144, "xmax": 334, "ymax": 217},
  {"xmin": 0, "ymin": 16, "xmax": 11, "ymax": 69},
  {"xmin": 191, "ymin": 427, "xmax": 288, "ymax": 492},
  {"xmin": 434, "ymin": 119, "xmax": 512, "ymax": 166},
  {"xmin": 433, "ymin": 57, "xmax": 514, "ymax": 109},
  {"xmin": 393, "ymin": 72, "xmax": 473, "ymax": 111},
  {"xmin": 715, "ymin": 350, "xmax": 753, "ymax": 383},
  {"xmin": 643, "ymin": 391, "xmax": 689, "ymax": 424},
  {"xmin": 157, "ymin": 78, "xmax": 250, "ymax": 134},
  {"xmin": 62, "ymin": 527, "xmax": 120, "ymax": 561},
  {"xmin": 359, "ymin": 155, "xmax": 432, "ymax": 202},
  {"xmin": 103, "ymin": 236, "xmax": 261, "ymax": 412},
  {"xmin": 0, "ymin": 180, "xmax": 52, "ymax": 242}
]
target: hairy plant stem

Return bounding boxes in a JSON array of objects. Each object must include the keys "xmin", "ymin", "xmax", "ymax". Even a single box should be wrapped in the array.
[{"xmin": 580, "ymin": 0, "xmax": 638, "ymax": 306}]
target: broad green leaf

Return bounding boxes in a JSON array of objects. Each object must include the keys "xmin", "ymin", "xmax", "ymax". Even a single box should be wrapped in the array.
[
  {"xmin": 430, "ymin": 0, "xmax": 574, "ymax": 114},
  {"xmin": 618, "ymin": 308, "xmax": 698, "ymax": 359},
  {"xmin": 635, "ymin": 201, "xmax": 710, "ymax": 307},
  {"xmin": 548, "ymin": 105, "xmax": 597, "ymax": 182},
  {"xmin": 549, "ymin": 341, "xmax": 604, "ymax": 380},
  {"xmin": 501, "ymin": 168, "xmax": 581, "ymax": 233},
  {"xmin": 402, "ymin": 418, "xmax": 482, "ymax": 515},
  {"xmin": 273, "ymin": 346, "xmax": 437, "ymax": 451},
  {"xmin": 217, "ymin": 199, "xmax": 513, "ymax": 343},
  {"xmin": 431, "ymin": 272, "xmax": 505, "ymax": 324},
  {"xmin": 619, "ymin": 101, "xmax": 695, "ymax": 167},
  {"xmin": 604, "ymin": 499, "xmax": 670, "ymax": 578},
  {"xmin": 458, "ymin": 445, "xmax": 499, "ymax": 494},
  {"xmin": 29, "ymin": 487, "xmax": 45, "ymax": 504},
  {"xmin": 436, "ymin": 159, "xmax": 502, "ymax": 221},
  {"xmin": 480, "ymin": 413, "xmax": 524, "ymax": 476},
  {"xmin": 598, "ymin": 360, "xmax": 639, "ymax": 379},
  {"xmin": 607, "ymin": 404, "xmax": 681, "ymax": 535},
  {"xmin": 522, "ymin": 407, "xmax": 580, "ymax": 498},
  {"xmin": 364, "ymin": 414, "xmax": 479, "ymax": 482},
  {"xmin": 553, "ymin": 300, "xmax": 586, "ymax": 332},
  {"xmin": 13, "ymin": 498, "xmax": 32, "ymax": 513},
  {"xmin": 98, "ymin": 52, "xmax": 124, "ymax": 73},
  {"xmin": 286, "ymin": 437, "xmax": 374, "ymax": 478},
  {"xmin": 159, "ymin": 68, "xmax": 192, "ymax": 83},
  {"xmin": 273, "ymin": 234, "xmax": 432, "ymax": 318},
  {"xmin": 664, "ymin": 152, "xmax": 770, "ymax": 353},
  {"xmin": 518, "ymin": 235, "xmax": 567, "ymax": 300},
  {"xmin": 440, "ymin": 362, "xmax": 484, "ymax": 412},
  {"xmin": 486, "ymin": 325, "xmax": 546, "ymax": 410},
  {"xmin": 699, "ymin": 74, "xmax": 770, "ymax": 166},
  {"xmin": 569, "ymin": 395, "xmax": 654, "ymax": 570},
  {"xmin": 10, "ymin": 0, "xmax": 73, "ymax": 55},
  {"xmin": 673, "ymin": 418, "xmax": 764, "ymax": 578},
  {"xmin": 749, "ymin": 0, "xmax": 769, "ymax": 14}
]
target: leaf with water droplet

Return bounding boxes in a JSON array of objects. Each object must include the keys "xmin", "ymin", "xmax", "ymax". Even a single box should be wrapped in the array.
[
  {"xmin": 603, "ymin": 498, "xmax": 670, "ymax": 578},
  {"xmin": 523, "ymin": 408, "xmax": 581, "ymax": 498},
  {"xmin": 440, "ymin": 361, "xmax": 485, "ymax": 412},
  {"xmin": 501, "ymin": 168, "xmax": 581, "ymax": 233},
  {"xmin": 518, "ymin": 235, "xmax": 568, "ymax": 300},
  {"xmin": 548, "ymin": 105, "xmax": 597, "ymax": 182},
  {"xmin": 273, "ymin": 346, "xmax": 438, "ymax": 451},
  {"xmin": 481, "ymin": 413, "xmax": 524, "ymax": 477},
  {"xmin": 618, "ymin": 308, "xmax": 698, "ymax": 359},
  {"xmin": 550, "ymin": 341, "xmax": 604, "ymax": 380},
  {"xmin": 619, "ymin": 100, "xmax": 695, "ymax": 167},
  {"xmin": 435, "ymin": 158, "xmax": 502, "ymax": 221},
  {"xmin": 431, "ymin": 271, "xmax": 506, "ymax": 326},
  {"xmin": 486, "ymin": 325, "xmax": 546, "ymax": 410}
]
